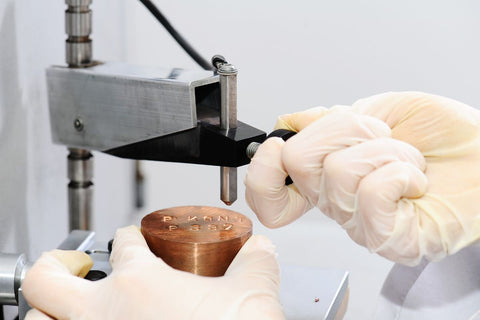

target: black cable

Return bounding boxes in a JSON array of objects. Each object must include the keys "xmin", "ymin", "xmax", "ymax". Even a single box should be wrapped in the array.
[{"xmin": 138, "ymin": 0, "xmax": 213, "ymax": 71}]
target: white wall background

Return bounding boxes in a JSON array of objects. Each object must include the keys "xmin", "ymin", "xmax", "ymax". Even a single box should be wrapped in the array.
[{"xmin": 1, "ymin": 0, "xmax": 480, "ymax": 319}]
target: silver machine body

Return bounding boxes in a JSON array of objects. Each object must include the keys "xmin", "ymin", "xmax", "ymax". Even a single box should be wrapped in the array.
[
  {"xmin": 0, "ymin": 0, "xmax": 265, "ymax": 317},
  {"xmin": 47, "ymin": 63, "xmax": 218, "ymax": 152},
  {"xmin": 0, "ymin": 1, "xmax": 348, "ymax": 319}
]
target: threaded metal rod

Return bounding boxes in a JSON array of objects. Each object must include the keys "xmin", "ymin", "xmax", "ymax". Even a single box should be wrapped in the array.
[{"xmin": 246, "ymin": 142, "xmax": 261, "ymax": 159}]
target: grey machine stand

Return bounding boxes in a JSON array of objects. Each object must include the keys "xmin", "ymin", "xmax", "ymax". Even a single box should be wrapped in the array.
[{"xmin": 0, "ymin": 1, "xmax": 348, "ymax": 319}]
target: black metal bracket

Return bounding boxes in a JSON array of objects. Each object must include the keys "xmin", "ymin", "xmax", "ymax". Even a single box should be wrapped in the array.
[{"xmin": 105, "ymin": 121, "xmax": 266, "ymax": 167}]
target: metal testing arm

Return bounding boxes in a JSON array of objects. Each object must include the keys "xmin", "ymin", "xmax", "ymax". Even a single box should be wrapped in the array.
[{"xmin": 46, "ymin": 60, "xmax": 265, "ymax": 198}]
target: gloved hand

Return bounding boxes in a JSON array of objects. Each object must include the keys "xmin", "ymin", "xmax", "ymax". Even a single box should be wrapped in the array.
[
  {"xmin": 245, "ymin": 91, "xmax": 480, "ymax": 266},
  {"xmin": 22, "ymin": 226, "xmax": 284, "ymax": 320}
]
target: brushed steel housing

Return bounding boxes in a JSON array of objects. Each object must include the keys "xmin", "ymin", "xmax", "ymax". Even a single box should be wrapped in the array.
[{"xmin": 46, "ymin": 62, "xmax": 218, "ymax": 151}]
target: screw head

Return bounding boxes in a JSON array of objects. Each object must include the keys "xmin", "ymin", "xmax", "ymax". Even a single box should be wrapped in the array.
[
  {"xmin": 218, "ymin": 63, "xmax": 238, "ymax": 75},
  {"xmin": 74, "ymin": 118, "xmax": 84, "ymax": 131}
]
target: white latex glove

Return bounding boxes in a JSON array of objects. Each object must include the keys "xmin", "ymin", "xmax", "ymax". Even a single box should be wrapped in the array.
[
  {"xmin": 245, "ymin": 92, "xmax": 480, "ymax": 266},
  {"xmin": 22, "ymin": 226, "xmax": 284, "ymax": 320}
]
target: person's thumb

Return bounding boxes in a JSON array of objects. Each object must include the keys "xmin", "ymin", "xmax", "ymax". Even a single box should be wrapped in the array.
[
  {"xmin": 109, "ymin": 225, "xmax": 157, "ymax": 270},
  {"xmin": 223, "ymin": 235, "xmax": 285, "ymax": 320},
  {"xmin": 225, "ymin": 235, "xmax": 280, "ymax": 287},
  {"xmin": 22, "ymin": 250, "xmax": 93, "ymax": 319}
]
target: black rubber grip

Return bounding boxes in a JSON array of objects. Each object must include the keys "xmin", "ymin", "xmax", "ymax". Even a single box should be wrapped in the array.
[
  {"xmin": 108, "ymin": 239, "xmax": 114, "ymax": 253},
  {"xmin": 266, "ymin": 129, "xmax": 297, "ymax": 141},
  {"xmin": 85, "ymin": 270, "xmax": 107, "ymax": 281}
]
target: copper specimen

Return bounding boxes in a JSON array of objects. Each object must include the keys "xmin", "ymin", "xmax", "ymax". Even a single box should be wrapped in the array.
[{"xmin": 141, "ymin": 206, "xmax": 252, "ymax": 277}]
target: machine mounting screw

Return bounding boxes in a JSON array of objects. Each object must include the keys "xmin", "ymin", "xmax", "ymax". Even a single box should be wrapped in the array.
[{"xmin": 74, "ymin": 118, "xmax": 84, "ymax": 131}]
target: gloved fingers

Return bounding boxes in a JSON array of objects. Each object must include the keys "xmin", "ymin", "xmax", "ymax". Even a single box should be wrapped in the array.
[
  {"xmin": 225, "ymin": 235, "xmax": 280, "ymax": 290},
  {"xmin": 348, "ymin": 161, "xmax": 428, "ymax": 255},
  {"xmin": 350, "ymin": 91, "xmax": 430, "ymax": 127},
  {"xmin": 245, "ymin": 137, "xmax": 311, "ymax": 228},
  {"xmin": 274, "ymin": 106, "xmax": 329, "ymax": 131},
  {"xmin": 24, "ymin": 308, "xmax": 55, "ymax": 320},
  {"xmin": 351, "ymin": 91, "xmax": 463, "ymax": 126},
  {"xmin": 48, "ymin": 249, "xmax": 93, "ymax": 278},
  {"xmin": 22, "ymin": 250, "xmax": 94, "ymax": 319},
  {"xmin": 282, "ymin": 111, "xmax": 391, "ymax": 205},
  {"xmin": 110, "ymin": 225, "xmax": 158, "ymax": 270},
  {"xmin": 319, "ymin": 138, "xmax": 426, "ymax": 215},
  {"xmin": 352, "ymin": 91, "xmax": 480, "ymax": 155},
  {"xmin": 201, "ymin": 235, "xmax": 284, "ymax": 320}
]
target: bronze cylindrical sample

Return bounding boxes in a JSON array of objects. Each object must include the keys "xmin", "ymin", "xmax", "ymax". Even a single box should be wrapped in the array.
[{"xmin": 141, "ymin": 206, "xmax": 252, "ymax": 277}]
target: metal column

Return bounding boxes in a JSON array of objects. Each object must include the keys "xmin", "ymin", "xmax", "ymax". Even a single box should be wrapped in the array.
[
  {"xmin": 65, "ymin": 0, "xmax": 94, "ymax": 230},
  {"xmin": 65, "ymin": 0, "xmax": 92, "ymax": 67},
  {"xmin": 68, "ymin": 149, "xmax": 93, "ymax": 230},
  {"xmin": 216, "ymin": 59, "xmax": 238, "ymax": 205}
]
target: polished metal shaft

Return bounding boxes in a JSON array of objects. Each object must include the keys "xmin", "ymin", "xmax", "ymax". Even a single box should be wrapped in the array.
[
  {"xmin": 68, "ymin": 148, "xmax": 93, "ymax": 230},
  {"xmin": 218, "ymin": 63, "xmax": 238, "ymax": 205},
  {"xmin": 65, "ymin": 1, "xmax": 94, "ymax": 230},
  {"xmin": 65, "ymin": 0, "xmax": 92, "ymax": 67},
  {"xmin": 0, "ymin": 254, "xmax": 30, "ymax": 306}
]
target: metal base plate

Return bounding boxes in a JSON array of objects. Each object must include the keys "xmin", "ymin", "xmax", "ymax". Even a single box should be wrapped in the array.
[{"xmin": 280, "ymin": 265, "xmax": 349, "ymax": 320}]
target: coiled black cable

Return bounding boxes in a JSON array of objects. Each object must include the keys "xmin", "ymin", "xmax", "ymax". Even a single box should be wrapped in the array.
[{"xmin": 138, "ymin": 0, "xmax": 213, "ymax": 70}]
